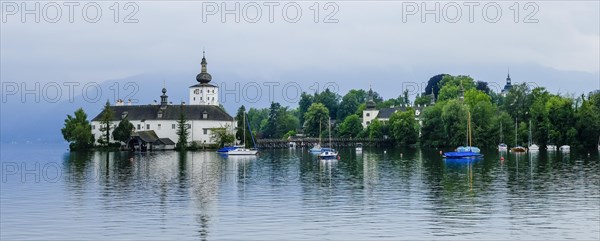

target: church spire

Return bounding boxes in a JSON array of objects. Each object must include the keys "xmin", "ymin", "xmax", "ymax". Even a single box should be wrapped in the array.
[
  {"xmin": 196, "ymin": 51, "xmax": 212, "ymax": 84},
  {"xmin": 366, "ymin": 85, "xmax": 376, "ymax": 109}
]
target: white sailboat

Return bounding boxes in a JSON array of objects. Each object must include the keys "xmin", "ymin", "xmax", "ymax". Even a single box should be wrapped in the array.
[
  {"xmin": 355, "ymin": 143, "xmax": 363, "ymax": 152},
  {"xmin": 309, "ymin": 118, "xmax": 323, "ymax": 153},
  {"xmin": 318, "ymin": 118, "xmax": 338, "ymax": 160},
  {"xmin": 228, "ymin": 112, "xmax": 258, "ymax": 155},
  {"xmin": 559, "ymin": 145, "xmax": 570, "ymax": 153},
  {"xmin": 528, "ymin": 120, "xmax": 540, "ymax": 151},
  {"xmin": 498, "ymin": 122, "xmax": 508, "ymax": 151}
]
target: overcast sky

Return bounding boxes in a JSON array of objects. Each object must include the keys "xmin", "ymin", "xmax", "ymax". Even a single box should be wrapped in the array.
[{"xmin": 1, "ymin": 1, "xmax": 599, "ymax": 141}]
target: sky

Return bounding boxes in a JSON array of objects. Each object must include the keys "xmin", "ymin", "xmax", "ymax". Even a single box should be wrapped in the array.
[{"xmin": 1, "ymin": 0, "xmax": 599, "ymax": 142}]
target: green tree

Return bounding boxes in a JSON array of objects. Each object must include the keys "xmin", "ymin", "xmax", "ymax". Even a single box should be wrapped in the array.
[
  {"xmin": 263, "ymin": 102, "xmax": 282, "ymax": 138},
  {"xmin": 414, "ymin": 94, "xmax": 432, "ymax": 106},
  {"xmin": 277, "ymin": 108, "xmax": 300, "ymax": 137},
  {"xmin": 210, "ymin": 127, "xmax": 235, "ymax": 148},
  {"xmin": 576, "ymin": 92, "xmax": 600, "ymax": 149},
  {"xmin": 424, "ymin": 74, "xmax": 446, "ymax": 99},
  {"xmin": 502, "ymin": 83, "xmax": 530, "ymax": 121},
  {"xmin": 247, "ymin": 107, "xmax": 268, "ymax": 138},
  {"xmin": 389, "ymin": 108, "xmax": 419, "ymax": 145},
  {"xmin": 338, "ymin": 114, "xmax": 363, "ymax": 138},
  {"xmin": 303, "ymin": 103, "xmax": 330, "ymax": 137},
  {"xmin": 112, "ymin": 117, "xmax": 134, "ymax": 144},
  {"xmin": 420, "ymin": 104, "xmax": 445, "ymax": 147},
  {"xmin": 337, "ymin": 89, "xmax": 367, "ymax": 121},
  {"xmin": 98, "ymin": 100, "xmax": 114, "ymax": 146},
  {"xmin": 176, "ymin": 104, "xmax": 190, "ymax": 151},
  {"xmin": 367, "ymin": 119, "xmax": 383, "ymax": 139},
  {"xmin": 441, "ymin": 99, "xmax": 468, "ymax": 147},
  {"xmin": 546, "ymin": 95, "xmax": 576, "ymax": 146},
  {"xmin": 314, "ymin": 88, "xmax": 340, "ymax": 120},
  {"xmin": 437, "ymin": 75, "xmax": 476, "ymax": 102},
  {"xmin": 234, "ymin": 105, "xmax": 251, "ymax": 143},
  {"xmin": 61, "ymin": 108, "xmax": 95, "ymax": 150},
  {"xmin": 298, "ymin": 92, "xmax": 314, "ymax": 125}
]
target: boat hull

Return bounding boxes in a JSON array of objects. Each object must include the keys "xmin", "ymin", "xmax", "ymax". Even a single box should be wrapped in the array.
[
  {"xmin": 227, "ymin": 149, "xmax": 258, "ymax": 155},
  {"xmin": 443, "ymin": 151, "xmax": 483, "ymax": 158}
]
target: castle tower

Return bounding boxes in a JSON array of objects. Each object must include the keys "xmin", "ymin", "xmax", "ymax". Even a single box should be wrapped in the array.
[{"xmin": 189, "ymin": 52, "xmax": 219, "ymax": 106}]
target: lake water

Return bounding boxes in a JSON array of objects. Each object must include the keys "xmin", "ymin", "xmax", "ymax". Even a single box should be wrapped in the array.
[{"xmin": 1, "ymin": 144, "xmax": 599, "ymax": 240}]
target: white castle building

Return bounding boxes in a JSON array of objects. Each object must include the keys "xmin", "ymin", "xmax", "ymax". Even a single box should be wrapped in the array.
[{"xmin": 91, "ymin": 53, "xmax": 235, "ymax": 149}]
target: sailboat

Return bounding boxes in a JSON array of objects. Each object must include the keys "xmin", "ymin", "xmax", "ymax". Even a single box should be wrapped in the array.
[
  {"xmin": 511, "ymin": 119, "xmax": 527, "ymax": 152},
  {"xmin": 528, "ymin": 120, "xmax": 540, "ymax": 151},
  {"xmin": 443, "ymin": 111, "xmax": 482, "ymax": 159},
  {"xmin": 318, "ymin": 118, "xmax": 339, "ymax": 160},
  {"xmin": 227, "ymin": 112, "xmax": 258, "ymax": 155},
  {"xmin": 309, "ymin": 118, "xmax": 323, "ymax": 153},
  {"xmin": 498, "ymin": 122, "xmax": 508, "ymax": 151}
]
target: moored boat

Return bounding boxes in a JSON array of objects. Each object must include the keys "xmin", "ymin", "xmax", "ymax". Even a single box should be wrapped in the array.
[
  {"xmin": 355, "ymin": 143, "xmax": 363, "ymax": 152},
  {"xmin": 227, "ymin": 148, "xmax": 258, "ymax": 155},
  {"xmin": 559, "ymin": 145, "xmax": 570, "ymax": 152},
  {"xmin": 498, "ymin": 143, "xmax": 508, "ymax": 151},
  {"xmin": 547, "ymin": 144, "xmax": 557, "ymax": 151},
  {"xmin": 227, "ymin": 111, "xmax": 258, "ymax": 156},
  {"xmin": 318, "ymin": 118, "xmax": 339, "ymax": 160},
  {"xmin": 444, "ymin": 109, "xmax": 482, "ymax": 159},
  {"xmin": 528, "ymin": 144, "xmax": 540, "ymax": 151},
  {"xmin": 511, "ymin": 119, "xmax": 527, "ymax": 153}
]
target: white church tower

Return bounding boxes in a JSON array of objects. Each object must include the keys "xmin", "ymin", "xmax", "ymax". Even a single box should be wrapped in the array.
[{"xmin": 189, "ymin": 52, "xmax": 219, "ymax": 106}]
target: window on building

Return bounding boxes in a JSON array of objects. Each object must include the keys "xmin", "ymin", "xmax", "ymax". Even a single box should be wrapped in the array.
[
  {"xmin": 137, "ymin": 124, "xmax": 141, "ymax": 130},
  {"xmin": 200, "ymin": 97, "xmax": 203, "ymax": 101},
  {"xmin": 157, "ymin": 124, "xmax": 161, "ymax": 130},
  {"xmin": 366, "ymin": 121, "xmax": 370, "ymax": 125},
  {"xmin": 193, "ymin": 97, "xmax": 196, "ymax": 101},
  {"xmin": 203, "ymin": 112, "xmax": 208, "ymax": 119},
  {"xmin": 92, "ymin": 125, "xmax": 95, "ymax": 130},
  {"xmin": 187, "ymin": 124, "xmax": 191, "ymax": 128},
  {"xmin": 200, "ymin": 89, "xmax": 202, "ymax": 93},
  {"xmin": 172, "ymin": 124, "xmax": 176, "ymax": 129},
  {"xmin": 203, "ymin": 129, "xmax": 208, "ymax": 135},
  {"xmin": 366, "ymin": 113, "xmax": 370, "ymax": 117},
  {"xmin": 194, "ymin": 89, "xmax": 199, "ymax": 94},
  {"xmin": 146, "ymin": 124, "xmax": 150, "ymax": 129}
]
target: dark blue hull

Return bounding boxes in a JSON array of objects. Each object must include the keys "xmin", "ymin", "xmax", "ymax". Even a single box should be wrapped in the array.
[
  {"xmin": 443, "ymin": 151, "xmax": 483, "ymax": 158},
  {"xmin": 217, "ymin": 146, "xmax": 238, "ymax": 153}
]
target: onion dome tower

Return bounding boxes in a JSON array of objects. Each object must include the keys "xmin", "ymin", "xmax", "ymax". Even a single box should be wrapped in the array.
[{"xmin": 196, "ymin": 51, "xmax": 212, "ymax": 84}]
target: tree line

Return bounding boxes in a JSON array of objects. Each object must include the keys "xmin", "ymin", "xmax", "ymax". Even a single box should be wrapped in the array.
[
  {"xmin": 243, "ymin": 74, "xmax": 599, "ymax": 149},
  {"xmin": 61, "ymin": 74, "xmax": 600, "ymax": 150}
]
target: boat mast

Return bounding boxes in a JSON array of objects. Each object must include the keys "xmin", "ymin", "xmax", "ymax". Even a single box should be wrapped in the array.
[
  {"xmin": 529, "ymin": 120, "xmax": 532, "ymax": 147},
  {"xmin": 515, "ymin": 118, "xmax": 518, "ymax": 147},
  {"xmin": 319, "ymin": 117, "xmax": 322, "ymax": 145},
  {"xmin": 500, "ymin": 122, "xmax": 503, "ymax": 143},
  {"xmin": 243, "ymin": 112, "xmax": 246, "ymax": 148},
  {"xmin": 468, "ymin": 111, "xmax": 472, "ymax": 148},
  {"xmin": 328, "ymin": 118, "xmax": 332, "ymax": 148}
]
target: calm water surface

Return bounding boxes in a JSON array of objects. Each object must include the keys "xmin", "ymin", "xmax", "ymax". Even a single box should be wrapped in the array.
[{"xmin": 1, "ymin": 144, "xmax": 599, "ymax": 240}]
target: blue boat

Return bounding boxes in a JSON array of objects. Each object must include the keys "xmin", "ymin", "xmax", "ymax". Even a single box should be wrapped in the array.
[
  {"xmin": 444, "ymin": 104, "xmax": 483, "ymax": 159},
  {"xmin": 443, "ymin": 151, "xmax": 482, "ymax": 158},
  {"xmin": 217, "ymin": 146, "xmax": 238, "ymax": 153}
]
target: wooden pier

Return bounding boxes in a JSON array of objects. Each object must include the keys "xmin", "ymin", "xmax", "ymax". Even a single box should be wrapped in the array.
[{"xmin": 256, "ymin": 138, "xmax": 392, "ymax": 149}]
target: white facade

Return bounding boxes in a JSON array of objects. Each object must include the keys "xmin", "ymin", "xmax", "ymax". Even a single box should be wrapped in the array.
[
  {"xmin": 189, "ymin": 85, "xmax": 219, "ymax": 106},
  {"xmin": 90, "ymin": 53, "xmax": 235, "ymax": 146},
  {"xmin": 362, "ymin": 109, "xmax": 379, "ymax": 128},
  {"xmin": 91, "ymin": 119, "xmax": 235, "ymax": 145}
]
